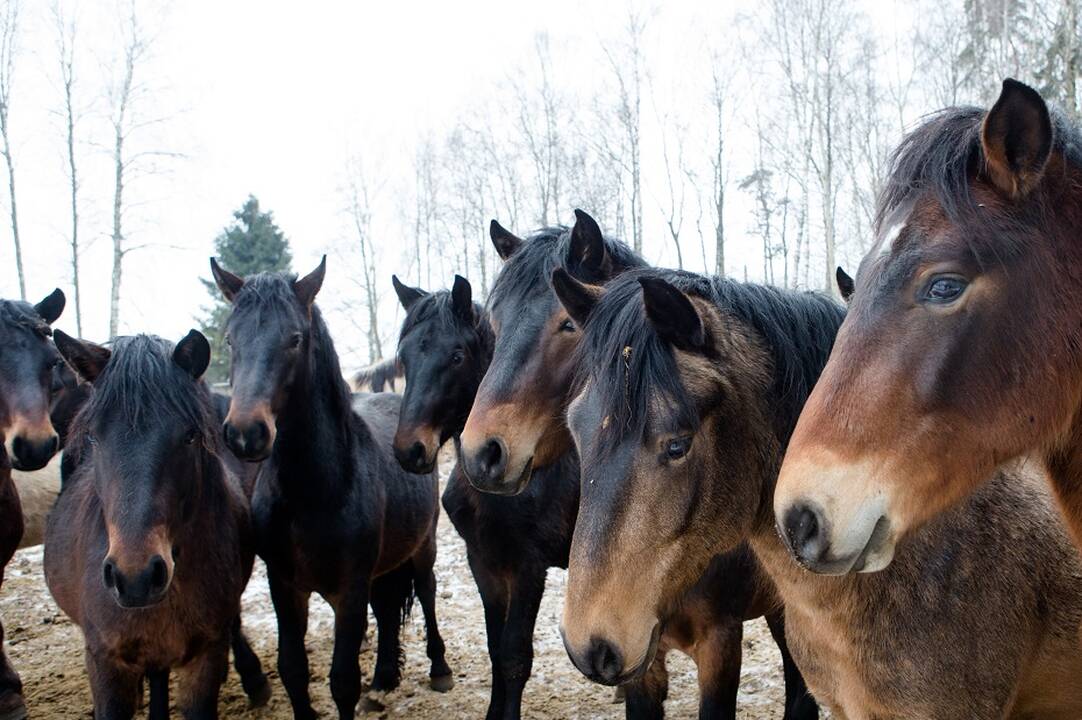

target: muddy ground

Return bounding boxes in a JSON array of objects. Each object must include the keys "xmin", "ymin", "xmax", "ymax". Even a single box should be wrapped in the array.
[{"xmin": 2, "ymin": 468, "xmax": 795, "ymax": 719}]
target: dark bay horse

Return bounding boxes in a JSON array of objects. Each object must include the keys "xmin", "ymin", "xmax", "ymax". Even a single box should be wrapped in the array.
[
  {"xmin": 210, "ymin": 258, "xmax": 452, "ymax": 720},
  {"xmin": 45, "ymin": 331, "xmax": 270, "ymax": 719},
  {"xmin": 774, "ymin": 78, "xmax": 1082, "ymax": 570},
  {"xmin": 455, "ymin": 214, "xmax": 816, "ymax": 719},
  {"xmin": 0, "ymin": 289, "xmax": 66, "ymax": 720},
  {"xmin": 555, "ymin": 266, "xmax": 1082, "ymax": 719}
]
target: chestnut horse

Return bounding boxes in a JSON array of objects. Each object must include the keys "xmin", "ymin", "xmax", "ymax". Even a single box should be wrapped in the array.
[
  {"xmin": 455, "ymin": 214, "xmax": 817, "ymax": 719},
  {"xmin": 46, "ymin": 331, "xmax": 270, "ymax": 719},
  {"xmin": 774, "ymin": 78, "xmax": 1082, "ymax": 571},
  {"xmin": 555, "ymin": 266, "xmax": 1082, "ymax": 719},
  {"xmin": 210, "ymin": 258, "xmax": 452, "ymax": 720},
  {"xmin": 0, "ymin": 290, "xmax": 66, "ymax": 720}
]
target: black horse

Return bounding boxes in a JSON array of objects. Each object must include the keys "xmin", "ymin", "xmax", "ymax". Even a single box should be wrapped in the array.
[
  {"xmin": 0, "ymin": 290, "xmax": 66, "ymax": 720},
  {"xmin": 210, "ymin": 257, "xmax": 452, "ymax": 720},
  {"xmin": 46, "ymin": 331, "xmax": 270, "ymax": 719}
]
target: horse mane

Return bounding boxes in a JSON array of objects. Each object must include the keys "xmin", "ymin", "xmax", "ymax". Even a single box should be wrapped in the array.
[
  {"xmin": 398, "ymin": 290, "xmax": 494, "ymax": 370},
  {"xmin": 70, "ymin": 335, "xmax": 221, "ymax": 452},
  {"xmin": 878, "ymin": 104, "xmax": 1082, "ymax": 257},
  {"xmin": 0, "ymin": 300, "xmax": 51, "ymax": 339},
  {"xmin": 487, "ymin": 225, "xmax": 644, "ymax": 312},
  {"xmin": 575, "ymin": 269, "xmax": 846, "ymax": 455},
  {"xmin": 232, "ymin": 272, "xmax": 354, "ymax": 418}
]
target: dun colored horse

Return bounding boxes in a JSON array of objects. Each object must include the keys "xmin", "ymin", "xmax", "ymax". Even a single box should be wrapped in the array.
[
  {"xmin": 210, "ymin": 258, "xmax": 452, "ymax": 720},
  {"xmin": 555, "ymin": 267, "xmax": 1082, "ymax": 719},
  {"xmin": 455, "ymin": 214, "xmax": 816, "ymax": 719},
  {"xmin": 0, "ymin": 290, "xmax": 66, "ymax": 720},
  {"xmin": 46, "ymin": 331, "xmax": 270, "ymax": 719},
  {"xmin": 774, "ymin": 79, "xmax": 1082, "ymax": 571}
]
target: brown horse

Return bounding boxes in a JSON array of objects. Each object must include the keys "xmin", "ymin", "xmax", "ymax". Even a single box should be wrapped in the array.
[
  {"xmin": 458, "ymin": 214, "xmax": 817, "ymax": 719},
  {"xmin": 773, "ymin": 78, "xmax": 1082, "ymax": 572},
  {"xmin": 555, "ymin": 266, "xmax": 1082, "ymax": 719},
  {"xmin": 0, "ymin": 290, "xmax": 66, "ymax": 720},
  {"xmin": 46, "ymin": 332, "xmax": 269, "ymax": 719}
]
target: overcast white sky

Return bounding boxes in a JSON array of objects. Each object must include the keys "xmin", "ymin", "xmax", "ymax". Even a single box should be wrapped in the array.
[{"xmin": 2, "ymin": 0, "xmax": 916, "ymax": 368}]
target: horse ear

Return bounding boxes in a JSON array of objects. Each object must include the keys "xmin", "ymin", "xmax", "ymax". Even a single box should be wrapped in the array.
[
  {"xmin": 392, "ymin": 274, "xmax": 427, "ymax": 311},
  {"xmin": 173, "ymin": 329, "xmax": 211, "ymax": 380},
  {"xmin": 639, "ymin": 277, "xmax": 706, "ymax": 352},
  {"xmin": 53, "ymin": 330, "xmax": 111, "ymax": 384},
  {"xmin": 34, "ymin": 288, "xmax": 65, "ymax": 325},
  {"xmin": 490, "ymin": 219, "xmax": 523, "ymax": 261},
  {"xmin": 551, "ymin": 267, "xmax": 601, "ymax": 327},
  {"xmin": 836, "ymin": 267, "xmax": 855, "ymax": 302},
  {"xmin": 567, "ymin": 209, "xmax": 611, "ymax": 281},
  {"xmin": 293, "ymin": 256, "xmax": 326, "ymax": 307},
  {"xmin": 451, "ymin": 275, "xmax": 473, "ymax": 322},
  {"xmin": 981, "ymin": 78, "xmax": 1053, "ymax": 199},
  {"xmin": 210, "ymin": 258, "xmax": 245, "ymax": 303}
]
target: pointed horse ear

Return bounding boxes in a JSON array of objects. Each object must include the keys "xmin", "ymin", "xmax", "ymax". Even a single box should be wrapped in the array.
[
  {"xmin": 490, "ymin": 219, "xmax": 523, "ymax": 261},
  {"xmin": 392, "ymin": 275, "xmax": 427, "ymax": 311},
  {"xmin": 53, "ymin": 330, "xmax": 111, "ymax": 384},
  {"xmin": 567, "ymin": 209, "xmax": 611, "ymax": 281},
  {"xmin": 836, "ymin": 266, "xmax": 855, "ymax": 302},
  {"xmin": 551, "ymin": 268, "xmax": 601, "ymax": 328},
  {"xmin": 293, "ymin": 256, "xmax": 326, "ymax": 307},
  {"xmin": 639, "ymin": 277, "xmax": 706, "ymax": 353},
  {"xmin": 173, "ymin": 329, "xmax": 211, "ymax": 380},
  {"xmin": 34, "ymin": 288, "xmax": 65, "ymax": 325},
  {"xmin": 451, "ymin": 275, "xmax": 474, "ymax": 323},
  {"xmin": 210, "ymin": 258, "xmax": 245, "ymax": 303},
  {"xmin": 981, "ymin": 78, "xmax": 1053, "ymax": 199}
]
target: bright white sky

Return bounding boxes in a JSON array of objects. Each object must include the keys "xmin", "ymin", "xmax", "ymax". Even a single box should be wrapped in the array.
[{"xmin": 2, "ymin": 0, "xmax": 916, "ymax": 368}]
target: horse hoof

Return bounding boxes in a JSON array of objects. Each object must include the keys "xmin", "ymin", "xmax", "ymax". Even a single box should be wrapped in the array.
[
  {"xmin": 369, "ymin": 672, "xmax": 401, "ymax": 693},
  {"xmin": 0, "ymin": 692, "xmax": 26, "ymax": 720},
  {"xmin": 361, "ymin": 694, "xmax": 386, "ymax": 713},
  {"xmin": 430, "ymin": 673, "xmax": 454, "ymax": 693},
  {"xmin": 246, "ymin": 676, "xmax": 272, "ymax": 708},
  {"xmin": 612, "ymin": 685, "xmax": 626, "ymax": 703}
]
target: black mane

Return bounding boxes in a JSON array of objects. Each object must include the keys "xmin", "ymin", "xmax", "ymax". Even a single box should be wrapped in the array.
[
  {"xmin": 878, "ymin": 104, "xmax": 1082, "ymax": 234},
  {"xmin": 400, "ymin": 291, "xmax": 492, "ymax": 354},
  {"xmin": 487, "ymin": 226, "xmax": 644, "ymax": 312},
  {"xmin": 576, "ymin": 269, "xmax": 846, "ymax": 454},
  {"xmin": 71, "ymin": 335, "xmax": 220, "ymax": 450}
]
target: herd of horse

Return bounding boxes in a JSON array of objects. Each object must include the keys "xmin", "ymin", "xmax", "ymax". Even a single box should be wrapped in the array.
[{"xmin": 0, "ymin": 77, "xmax": 1080, "ymax": 719}]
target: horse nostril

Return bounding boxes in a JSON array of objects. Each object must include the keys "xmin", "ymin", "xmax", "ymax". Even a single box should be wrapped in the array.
[
  {"xmin": 149, "ymin": 555, "xmax": 169, "ymax": 594},
  {"xmin": 408, "ymin": 441, "xmax": 426, "ymax": 465},
  {"xmin": 587, "ymin": 637, "xmax": 624, "ymax": 685},
  {"xmin": 783, "ymin": 503, "xmax": 825, "ymax": 562},
  {"xmin": 102, "ymin": 559, "xmax": 117, "ymax": 590},
  {"xmin": 479, "ymin": 438, "xmax": 506, "ymax": 474}
]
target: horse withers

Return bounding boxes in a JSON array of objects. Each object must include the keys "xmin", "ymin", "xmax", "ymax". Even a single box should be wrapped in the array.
[
  {"xmin": 774, "ymin": 78, "xmax": 1082, "ymax": 571},
  {"xmin": 555, "ymin": 267, "xmax": 1082, "ymax": 719},
  {"xmin": 45, "ymin": 331, "xmax": 269, "ymax": 719},
  {"xmin": 210, "ymin": 257, "xmax": 451, "ymax": 720}
]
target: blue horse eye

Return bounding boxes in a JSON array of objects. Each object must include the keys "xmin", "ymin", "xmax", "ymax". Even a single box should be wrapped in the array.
[{"xmin": 924, "ymin": 277, "xmax": 967, "ymax": 303}]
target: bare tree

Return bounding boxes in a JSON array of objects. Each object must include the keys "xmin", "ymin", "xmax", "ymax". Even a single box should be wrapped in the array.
[
  {"xmin": 510, "ymin": 34, "xmax": 566, "ymax": 226},
  {"xmin": 344, "ymin": 157, "xmax": 383, "ymax": 362},
  {"xmin": 53, "ymin": 0, "xmax": 82, "ymax": 333},
  {"xmin": 0, "ymin": 0, "xmax": 22, "ymax": 299},
  {"xmin": 654, "ymin": 95, "xmax": 688, "ymax": 269},
  {"xmin": 709, "ymin": 63, "xmax": 729, "ymax": 277}
]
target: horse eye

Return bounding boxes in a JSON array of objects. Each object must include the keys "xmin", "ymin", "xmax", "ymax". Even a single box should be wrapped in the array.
[
  {"xmin": 924, "ymin": 276, "xmax": 967, "ymax": 304},
  {"xmin": 287, "ymin": 333, "xmax": 303, "ymax": 349},
  {"xmin": 665, "ymin": 436, "xmax": 692, "ymax": 461},
  {"xmin": 559, "ymin": 319, "xmax": 576, "ymax": 333},
  {"xmin": 185, "ymin": 429, "xmax": 201, "ymax": 446},
  {"xmin": 85, "ymin": 433, "xmax": 97, "ymax": 446},
  {"xmin": 451, "ymin": 350, "xmax": 465, "ymax": 365}
]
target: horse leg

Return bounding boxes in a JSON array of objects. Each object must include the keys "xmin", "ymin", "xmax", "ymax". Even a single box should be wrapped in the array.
[
  {"xmin": 268, "ymin": 571, "xmax": 316, "ymax": 720},
  {"xmin": 369, "ymin": 566, "xmax": 410, "ymax": 693},
  {"xmin": 624, "ymin": 649, "xmax": 669, "ymax": 720},
  {"xmin": 693, "ymin": 618, "xmax": 742, "ymax": 720},
  {"xmin": 498, "ymin": 568, "xmax": 546, "ymax": 720},
  {"xmin": 0, "ymin": 617, "xmax": 23, "ymax": 720},
  {"xmin": 467, "ymin": 552, "xmax": 508, "ymax": 720},
  {"xmin": 177, "ymin": 642, "xmax": 229, "ymax": 720},
  {"xmin": 765, "ymin": 611, "xmax": 818, "ymax": 720},
  {"xmin": 412, "ymin": 537, "xmax": 453, "ymax": 691},
  {"xmin": 230, "ymin": 615, "xmax": 271, "ymax": 707},
  {"xmin": 147, "ymin": 669, "xmax": 169, "ymax": 720},
  {"xmin": 328, "ymin": 582, "xmax": 370, "ymax": 720},
  {"xmin": 86, "ymin": 649, "xmax": 141, "ymax": 720}
]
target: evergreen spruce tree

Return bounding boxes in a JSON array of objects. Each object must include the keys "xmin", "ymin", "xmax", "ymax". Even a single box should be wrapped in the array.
[{"xmin": 200, "ymin": 195, "xmax": 292, "ymax": 384}]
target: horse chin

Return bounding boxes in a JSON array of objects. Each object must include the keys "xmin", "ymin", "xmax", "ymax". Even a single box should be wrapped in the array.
[
  {"xmin": 798, "ymin": 514, "xmax": 895, "ymax": 576},
  {"xmin": 486, "ymin": 458, "xmax": 534, "ymax": 496},
  {"xmin": 615, "ymin": 623, "xmax": 662, "ymax": 687}
]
